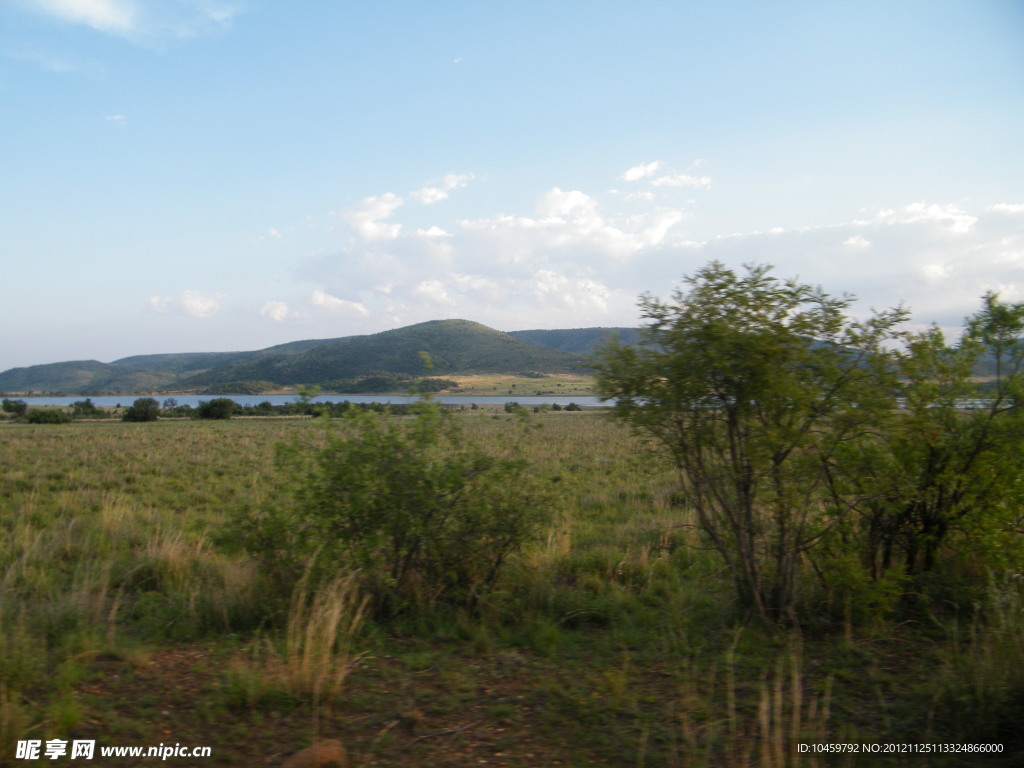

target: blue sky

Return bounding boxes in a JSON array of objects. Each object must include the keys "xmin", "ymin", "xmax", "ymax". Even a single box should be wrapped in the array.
[{"xmin": 2, "ymin": 0, "xmax": 1023, "ymax": 372}]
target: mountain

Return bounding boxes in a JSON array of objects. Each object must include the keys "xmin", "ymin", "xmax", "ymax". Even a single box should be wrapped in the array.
[
  {"xmin": 0, "ymin": 320, "xmax": 624, "ymax": 394},
  {"xmin": 508, "ymin": 327, "xmax": 640, "ymax": 355},
  {"xmin": 179, "ymin": 320, "xmax": 585, "ymax": 387}
]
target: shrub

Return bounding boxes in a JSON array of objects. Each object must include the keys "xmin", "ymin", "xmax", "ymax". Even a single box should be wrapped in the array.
[
  {"xmin": 196, "ymin": 398, "xmax": 236, "ymax": 420},
  {"xmin": 71, "ymin": 399, "xmax": 103, "ymax": 418},
  {"xmin": 2, "ymin": 399, "xmax": 27, "ymax": 416},
  {"xmin": 122, "ymin": 397, "xmax": 160, "ymax": 423},
  {"xmin": 25, "ymin": 409, "xmax": 72, "ymax": 424},
  {"xmin": 235, "ymin": 400, "xmax": 550, "ymax": 616}
]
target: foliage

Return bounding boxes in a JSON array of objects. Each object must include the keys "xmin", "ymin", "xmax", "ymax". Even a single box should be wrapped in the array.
[
  {"xmin": 195, "ymin": 397, "xmax": 237, "ymax": 420},
  {"xmin": 122, "ymin": 397, "xmax": 160, "ymax": 422},
  {"xmin": 2, "ymin": 398, "xmax": 27, "ymax": 416},
  {"xmin": 846, "ymin": 293, "xmax": 1024, "ymax": 578},
  {"xmin": 25, "ymin": 408, "xmax": 73, "ymax": 424},
  {"xmin": 238, "ymin": 400, "xmax": 551, "ymax": 615},
  {"xmin": 71, "ymin": 398, "xmax": 103, "ymax": 418},
  {"xmin": 199, "ymin": 380, "xmax": 278, "ymax": 395},
  {"xmin": 593, "ymin": 261, "xmax": 906, "ymax": 623},
  {"xmin": 321, "ymin": 373, "xmax": 459, "ymax": 394}
]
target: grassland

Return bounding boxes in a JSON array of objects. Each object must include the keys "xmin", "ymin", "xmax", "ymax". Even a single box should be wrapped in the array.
[
  {"xmin": 0, "ymin": 414, "xmax": 1022, "ymax": 766},
  {"xmin": 441, "ymin": 372, "xmax": 596, "ymax": 396}
]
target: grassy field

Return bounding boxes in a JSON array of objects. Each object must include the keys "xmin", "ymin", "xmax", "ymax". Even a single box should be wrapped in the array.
[
  {"xmin": 0, "ymin": 413, "xmax": 1021, "ymax": 766},
  {"xmin": 435, "ymin": 372, "xmax": 596, "ymax": 396}
]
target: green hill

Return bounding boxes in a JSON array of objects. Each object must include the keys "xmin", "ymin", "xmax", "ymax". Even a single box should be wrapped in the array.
[
  {"xmin": 0, "ymin": 320, "xmax": 604, "ymax": 394},
  {"xmin": 180, "ymin": 320, "xmax": 585, "ymax": 387},
  {"xmin": 508, "ymin": 327, "xmax": 640, "ymax": 355}
]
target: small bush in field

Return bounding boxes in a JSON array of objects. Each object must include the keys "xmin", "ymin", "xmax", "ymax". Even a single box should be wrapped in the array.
[
  {"xmin": 2, "ymin": 398, "xmax": 28, "ymax": 416},
  {"xmin": 196, "ymin": 398, "xmax": 236, "ymax": 420},
  {"xmin": 25, "ymin": 408, "xmax": 72, "ymax": 424},
  {"xmin": 234, "ymin": 400, "xmax": 550, "ymax": 616},
  {"xmin": 122, "ymin": 397, "xmax": 160, "ymax": 422}
]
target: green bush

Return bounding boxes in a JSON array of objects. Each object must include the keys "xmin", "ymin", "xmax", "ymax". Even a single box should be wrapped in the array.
[
  {"xmin": 71, "ymin": 398, "xmax": 103, "ymax": 418},
  {"xmin": 25, "ymin": 408, "xmax": 72, "ymax": 424},
  {"xmin": 2, "ymin": 398, "xmax": 28, "ymax": 416},
  {"xmin": 196, "ymin": 398, "xmax": 236, "ymax": 420},
  {"xmin": 122, "ymin": 397, "xmax": 160, "ymax": 422},
  {"xmin": 234, "ymin": 400, "xmax": 550, "ymax": 616}
]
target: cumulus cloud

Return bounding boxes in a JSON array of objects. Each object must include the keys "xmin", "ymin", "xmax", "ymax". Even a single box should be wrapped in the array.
[
  {"xmin": 622, "ymin": 161, "xmax": 661, "ymax": 181},
  {"xmin": 259, "ymin": 301, "xmax": 291, "ymax": 321},
  {"xmin": 410, "ymin": 173, "xmax": 474, "ymax": 205},
  {"xmin": 992, "ymin": 203, "xmax": 1024, "ymax": 215},
  {"xmin": 310, "ymin": 289, "xmax": 369, "ymax": 317},
  {"xmin": 297, "ymin": 170, "xmax": 1021, "ymax": 340},
  {"xmin": 878, "ymin": 202, "xmax": 977, "ymax": 234},
  {"xmin": 148, "ymin": 289, "xmax": 222, "ymax": 318},
  {"xmin": 415, "ymin": 226, "xmax": 451, "ymax": 238},
  {"xmin": 413, "ymin": 279, "xmax": 456, "ymax": 306},
  {"xmin": 30, "ymin": 0, "xmax": 136, "ymax": 34},
  {"xmin": 650, "ymin": 173, "xmax": 712, "ymax": 189},
  {"xmin": 344, "ymin": 193, "xmax": 403, "ymax": 241},
  {"xmin": 683, "ymin": 202, "xmax": 1024, "ymax": 332},
  {"xmin": 23, "ymin": 0, "xmax": 241, "ymax": 42}
]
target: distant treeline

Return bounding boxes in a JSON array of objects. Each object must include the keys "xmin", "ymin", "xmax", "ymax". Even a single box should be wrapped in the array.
[{"xmin": 163, "ymin": 399, "xmax": 426, "ymax": 419}]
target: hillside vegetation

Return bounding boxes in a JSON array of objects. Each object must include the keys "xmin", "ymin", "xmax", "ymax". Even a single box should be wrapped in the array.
[{"xmin": 0, "ymin": 320, "xmax": 607, "ymax": 394}]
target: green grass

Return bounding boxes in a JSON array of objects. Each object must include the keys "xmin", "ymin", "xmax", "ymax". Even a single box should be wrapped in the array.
[{"xmin": 0, "ymin": 415, "xmax": 1022, "ymax": 766}]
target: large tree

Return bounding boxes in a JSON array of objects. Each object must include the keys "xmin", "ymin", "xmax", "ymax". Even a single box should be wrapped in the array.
[{"xmin": 593, "ymin": 261, "xmax": 905, "ymax": 622}]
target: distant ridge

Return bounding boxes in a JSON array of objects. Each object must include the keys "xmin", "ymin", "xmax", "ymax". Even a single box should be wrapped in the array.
[{"xmin": 0, "ymin": 320, "xmax": 631, "ymax": 395}]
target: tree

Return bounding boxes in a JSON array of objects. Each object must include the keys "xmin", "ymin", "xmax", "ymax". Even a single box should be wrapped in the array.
[
  {"xmin": 122, "ymin": 397, "xmax": 160, "ymax": 422},
  {"xmin": 593, "ymin": 261, "xmax": 905, "ymax": 623}
]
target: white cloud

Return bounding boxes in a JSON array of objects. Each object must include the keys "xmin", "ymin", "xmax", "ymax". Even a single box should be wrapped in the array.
[
  {"xmin": 24, "ymin": 0, "xmax": 241, "ymax": 42},
  {"xmin": 290, "ymin": 175, "xmax": 1020, "ymax": 339},
  {"xmin": 413, "ymin": 279, "xmax": 456, "ymax": 306},
  {"xmin": 415, "ymin": 226, "xmax": 450, "ymax": 237},
  {"xmin": 622, "ymin": 161, "xmax": 661, "ymax": 181},
  {"xmin": 30, "ymin": 0, "xmax": 137, "ymax": 34},
  {"xmin": 922, "ymin": 263, "xmax": 950, "ymax": 282},
  {"xmin": 259, "ymin": 301, "xmax": 290, "ymax": 321},
  {"xmin": 410, "ymin": 173, "xmax": 474, "ymax": 205},
  {"xmin": 843, "ymin": 235, "xmax": 871, "ymax": 249},
  {"xmin": 650, "ymin": 173, "xmax": 712, "ymax": 189},
  {"xmin": 879, "ymin": 202, "xmax": 977, "ymax": 234},
  {"xmin": 684, "ymin": 202, "xmax": 1024, "ymax": 332},
  {"xmin": 533, "ymin": 270, "xmax": 610, "ymax": 312},
  {"xmin": 310, "ymin": 289, "xmax": 369, "ymax": 317},
  {"xmin": 992, "ymin": 203, "xmax": 1024, "ymax": 215},
  {"xmin": 148, "ymin": 289, "xmax": 222, "ymax": 318},
  {"xmin": 344, "ymin": 193, "xmax": 403, "ymax": 241}
]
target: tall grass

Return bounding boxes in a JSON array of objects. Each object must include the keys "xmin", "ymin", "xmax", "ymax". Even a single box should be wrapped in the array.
[{"xmin": 283, "ymin": 570, "xmax": 368, "ymax": 703}]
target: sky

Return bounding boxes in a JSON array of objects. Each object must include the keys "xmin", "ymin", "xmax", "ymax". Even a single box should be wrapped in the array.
[{"xmin": 1, "ymin": 0, "xmax": 1023, "ymax": 371}]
